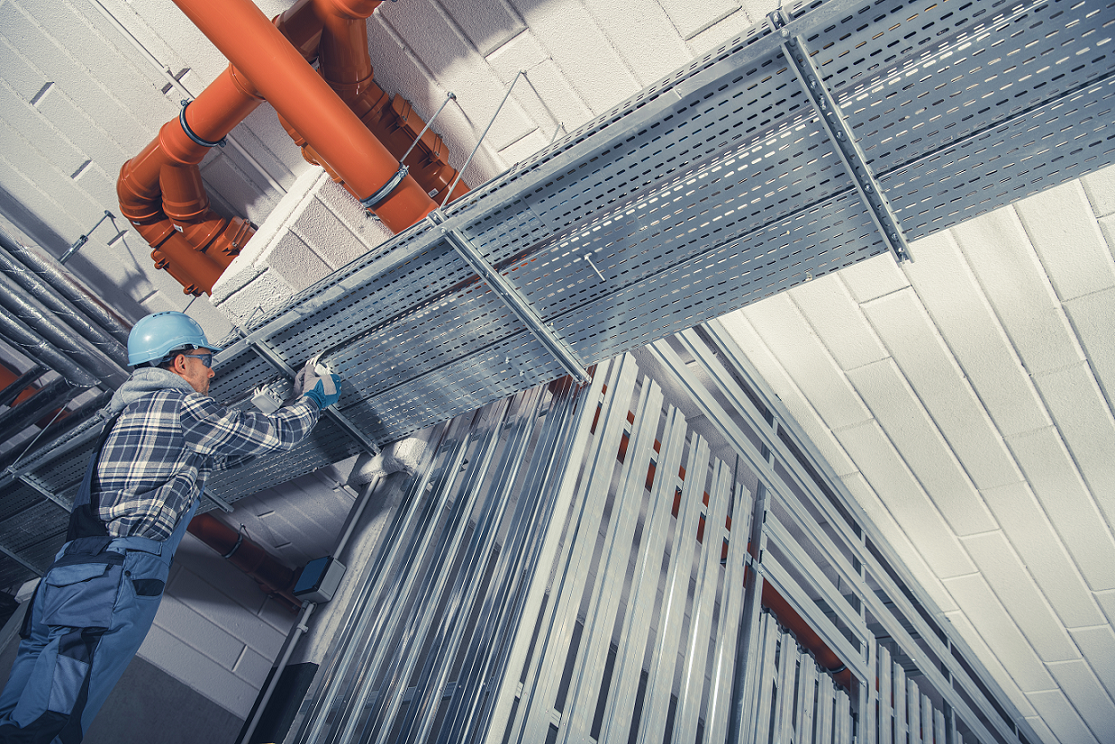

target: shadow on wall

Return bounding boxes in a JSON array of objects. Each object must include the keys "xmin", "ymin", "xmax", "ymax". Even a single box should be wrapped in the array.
[{"xmin": 0, "ymin": 192, "xmax": 147, "ymax": 325}]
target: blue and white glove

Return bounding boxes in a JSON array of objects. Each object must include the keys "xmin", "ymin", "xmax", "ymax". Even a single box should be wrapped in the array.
[{"xmin": 296, "ymin": 358, "xmax": 342, "ymax": 409}]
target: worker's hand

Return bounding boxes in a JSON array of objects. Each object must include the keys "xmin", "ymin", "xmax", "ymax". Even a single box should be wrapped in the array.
[{"xmin": 297, "ymin": 359, "xmax": 342, "ymax": 409}]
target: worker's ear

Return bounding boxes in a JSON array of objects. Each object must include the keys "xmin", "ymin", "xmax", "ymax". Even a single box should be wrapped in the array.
[{"xmin": 170, "ymin": 352, "xmax": 189, "ymax": 376}]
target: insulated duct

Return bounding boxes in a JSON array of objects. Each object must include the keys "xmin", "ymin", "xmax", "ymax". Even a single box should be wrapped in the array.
[
  {"xmin": 0, "ymin": 240, "xmax": 128, "ymax": 369},
  {"xmin": 0, "ymin": 309, "xmax": 103, "ymax": 390},
  {"xmin": 0, "ymin": 228, "xmax": 131, "ymax": 348},
  {"xmin": 0, "ymin": 269, "xmax": 128, "ymax": 389}
]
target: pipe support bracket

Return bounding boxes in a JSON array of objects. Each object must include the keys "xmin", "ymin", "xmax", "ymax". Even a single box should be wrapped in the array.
[
  {"xmin": 426, "ymin": 209, "xmax": 590, "ymax": 385},
  {"xmin": 769, "ymin": 11, "xmax": 910, "ymax": 263},
  {"xmin": 359, "ymin": 164, "xmax": 409, "ymax": 210},
  {"xmin": 179, "ymin": 100, "xmax": 227, "ymax": 148},
  {"xmin": 244, "ymin": 334, "xmax": 381, "ymax": 455}
]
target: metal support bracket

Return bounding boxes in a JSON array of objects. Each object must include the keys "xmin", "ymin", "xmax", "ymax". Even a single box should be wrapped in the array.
[
  {"xmin": 0, "ymin": 538, "xmax": 43, "ymax": 577},
  {"xmin": 359, "ymin": 164, "xmax": 410, "ymax": 211},
  {"xmin": 16, "ymin": 472, "xmax": 70, "ymax": 511},
  {"xmin": 769, "ymin": 11, "xmax": 911, "ymax": 263},
  {"xmin": 246, "ymin": 336, "xmax": 381, "ymax": 455},
  {"xmin": 426, "ymin": 209, "xmax": 590, "ymax": 385},
  {"xmin": 179, "ymin": 99, "xmax": 227, "ymax": 148}
]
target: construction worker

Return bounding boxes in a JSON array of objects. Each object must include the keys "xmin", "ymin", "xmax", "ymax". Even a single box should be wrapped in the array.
[{"xmin": 0, "ymin": 310, "xmax": 341, "ymax": 743}]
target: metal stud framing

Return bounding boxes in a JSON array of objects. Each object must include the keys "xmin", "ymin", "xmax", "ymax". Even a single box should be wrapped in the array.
[{"xmin": 285, "ymin": 322, "xmax": 1041, "ymax": 744}]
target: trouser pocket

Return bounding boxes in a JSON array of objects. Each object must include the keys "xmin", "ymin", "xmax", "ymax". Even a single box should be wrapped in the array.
[{"xmin": 41, "ymin": 563, "xmax": 124, "ymax": 629}]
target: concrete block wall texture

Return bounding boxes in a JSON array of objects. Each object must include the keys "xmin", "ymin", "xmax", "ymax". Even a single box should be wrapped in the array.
[
  {"xmin": 135, "ymin": 533, "xmax": 298, "ymax": 719},
  {"xmin": 130, "ymin": 466, "xmax": 357, "ymax": 720},
  {"xmin": 722, "ymin": 159, "xmax": 1115, "ymax": 744}
]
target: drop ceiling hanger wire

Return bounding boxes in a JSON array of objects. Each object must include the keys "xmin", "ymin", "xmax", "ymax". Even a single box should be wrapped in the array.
[{"xmin": 6, "ymin": 0, "xmax": 1114, "ymax": 549}]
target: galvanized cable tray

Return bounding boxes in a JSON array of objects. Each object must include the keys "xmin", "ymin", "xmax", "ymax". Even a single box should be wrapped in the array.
[
  {"xmin": 205, "ymin": 0, "xmax": 1112, "ymax": 486},
  {"xmin": 2, "ymin": 0, "xmax": 1112, "ymax": 584}
]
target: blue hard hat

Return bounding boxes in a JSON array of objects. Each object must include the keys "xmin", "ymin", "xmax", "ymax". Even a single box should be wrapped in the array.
[{"xmin": 127, "ymin": 311, "xmax": 223, "ymax": 366}]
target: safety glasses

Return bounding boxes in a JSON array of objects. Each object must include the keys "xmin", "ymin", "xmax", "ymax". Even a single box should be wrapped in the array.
[{"xmin": 185, "ymin": 352, "xmax": 214, "ymax": 368}]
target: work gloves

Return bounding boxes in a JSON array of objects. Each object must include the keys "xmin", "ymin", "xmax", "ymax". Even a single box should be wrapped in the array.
[{"xmin": 295, "ymin": 357, "xmax": 343, "ymax": 410}]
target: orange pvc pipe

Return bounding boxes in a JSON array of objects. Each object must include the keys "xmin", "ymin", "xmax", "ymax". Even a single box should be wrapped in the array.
[
  {"xmin": 274, "ymin": 0, "xmax": 327, "ymax": 60},
  {"xmin": 172, "ymin": 0, "xmax": 436, "ymax": 232},
  {"xmin": 187, "ymin": 513, "xmax": 301, "ymax": 612},
  {"xmin": 119, "ymin": 68, "xmax": 264, "ymax": 223},
  {"xmin": 118, "ymin": 64, "xmax": 264, "ymax": 293},
  {"xmin": 320, "ymin": 3, "xmax": 377, "ymax": 88}
]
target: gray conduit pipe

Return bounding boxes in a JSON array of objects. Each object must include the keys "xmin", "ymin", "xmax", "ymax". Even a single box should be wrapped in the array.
[
  {"xmin": 0, "ymin": 314, "xmax": 101, "ymax": 389},
  {"xmin": 0, "ymin": 246, "xmax": 129, "ymax": 368},
  {"xmin": 0, "ymin": 227, "xmax": 132, "ymax": 347},
  {"xmin": 0, "ymin": 270, "xmax": 128, "ymax": 388},
  {"xmin": 0, "ymin": 376, "xmax": 85, "ymax": 436},
  {"xmin": 237, "ymin": 476, "xmax": 382, "ymax": 744}
]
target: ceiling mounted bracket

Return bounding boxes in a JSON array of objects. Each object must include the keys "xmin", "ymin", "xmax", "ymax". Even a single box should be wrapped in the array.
[
  {"xmin": 243, "ymin": 336, "xmax": 381, "ymax": 455},
  {"xmin": 769, "ymin": 10, "xmax": 911, "ymax": 264},
  {"xmin": 427, "ymin": 209, "xmax": 590, "ymax": 385}
]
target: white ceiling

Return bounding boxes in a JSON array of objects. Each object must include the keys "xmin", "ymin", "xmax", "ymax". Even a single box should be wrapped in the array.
[{"xmin": 1, "ymin": 0, "xmax": 1113, "ymax": 742}]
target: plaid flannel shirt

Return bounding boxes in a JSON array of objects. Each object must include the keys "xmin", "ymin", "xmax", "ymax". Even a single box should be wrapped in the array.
[{"xmin": 95, "ymin": 389, "xmax": 321, "ymax": 540}]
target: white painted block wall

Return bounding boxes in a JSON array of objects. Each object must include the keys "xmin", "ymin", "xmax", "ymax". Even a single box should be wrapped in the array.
[{"xmin": 136, "ymin": 466, "xmax": 357, "ymax": 720}]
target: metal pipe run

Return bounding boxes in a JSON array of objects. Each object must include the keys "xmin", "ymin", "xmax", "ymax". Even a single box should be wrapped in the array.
[
  {"xmin": 0, "ymin": 227, "xmax": 132, "ymax": 347},
  {"xmin": 0, "ymin": 311, "xmax": 102, "ymax": 390},
  {"xmin": 0, "ymin": 269, "xmax": 128, "ymax": 389},
  {"xmin": 0, "ymin": 238, "xmax": 129, "ymax": 368}
]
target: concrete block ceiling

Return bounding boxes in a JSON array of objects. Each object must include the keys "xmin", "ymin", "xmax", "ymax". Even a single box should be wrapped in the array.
[{"xmin": 0, "ymin": 0, "xmax": 1113, "ymax": 742}]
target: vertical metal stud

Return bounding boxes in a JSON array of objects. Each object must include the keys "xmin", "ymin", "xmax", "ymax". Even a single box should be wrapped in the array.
[
  {"xmin": 675, "ymin": 457, "xmax": 735, "ymax": 742},
  {"xmin": 894, "ymin": 662, "xmax": 907, "ymax": 744},
  {"xmin": 637, "ymin": 434, "xmax": 713, "ymax": 743},
  {"xmin": 559, "ymin": 378, "xmax": 665, "ymax": 742},
  {"xmin": 879, "ymin": 644, "xmax": 893, "ymax": 744},
  {"xmin": 729, "ymin": 479, "xmax": 771, "ymax": 744},
  {"xmin": 517, "ymin": 355, "xmax": 639, "ymax": 742},
  {"xmin": 705, "ymin": 478, "xmax": 753, "ymax": 744},
  {"xmin": 600, "ymin": 405, "xmax": 690, "ymax": 741}
]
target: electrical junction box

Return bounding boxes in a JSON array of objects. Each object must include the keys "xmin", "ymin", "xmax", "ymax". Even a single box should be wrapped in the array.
[
  {"xmin": 294, "ymin": 556, "xmax": 346, "ymax": 603},
  {"xmin": 251, "ymin": 380, "xmax": 289, "ymax": 414}
]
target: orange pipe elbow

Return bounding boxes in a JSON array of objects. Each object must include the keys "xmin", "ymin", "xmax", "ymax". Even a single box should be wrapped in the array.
[{"xmin": 172, "ymin": 0, "xmax": 436, "ymax": 232}]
